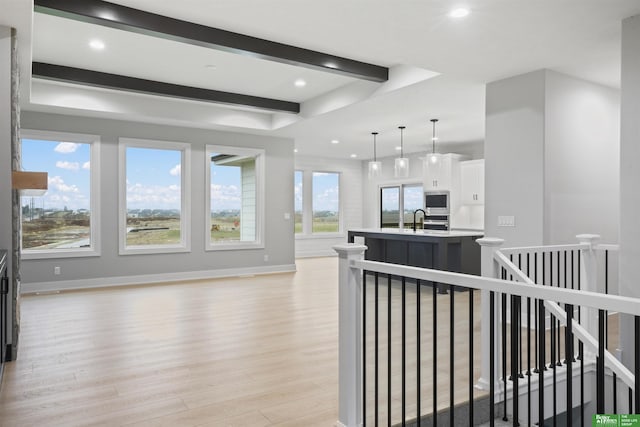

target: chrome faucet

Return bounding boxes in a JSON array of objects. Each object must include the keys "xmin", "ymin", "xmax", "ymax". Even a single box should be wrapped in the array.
[{"xmin": 413, "ymin": 209, "xmax": 426, "ymax": 232}]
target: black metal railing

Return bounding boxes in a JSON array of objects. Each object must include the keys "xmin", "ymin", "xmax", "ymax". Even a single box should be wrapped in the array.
[{"xmin": 359, "ymin": 267, "xmax": 639, "ymax": 426}]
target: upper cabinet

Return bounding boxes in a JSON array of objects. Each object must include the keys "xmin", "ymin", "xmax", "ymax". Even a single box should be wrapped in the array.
[
  {"xmin": 423, "ymin": 153, "xmax": 466, "ymax": 191},
  {"xmin": 460, "ymin": 159, "xmax": 485, "ymax": 205}
]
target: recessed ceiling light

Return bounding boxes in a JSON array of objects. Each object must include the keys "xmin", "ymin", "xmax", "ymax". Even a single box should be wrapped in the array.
[
  {"xmin": 449, "ymin": 8, "xmax": 470, "ymax": 18},
  {"xmin": 294, "ymin": 148, "xmax": 298, "ymax": 153},
  {"xmin": 89, "ymin": 39, "xmax": 105, "ymax": 50},
  {"xmin": 205, "ymin": 64, "xmax": 217, "ymax": 70},
  {"xmin": 331, "ymin": 140, "xmax": 340, "ymax": 144},
  {"xmin": 395, "ymin": 146, "xmax": 402, "ymax": 151},
  {"xmin": 350, "ymin": 154, "xmax": 357, "ymax": 158},
  {"xmin": 294, "ymin": 78, "xmax": 307, "ymax": 87}
]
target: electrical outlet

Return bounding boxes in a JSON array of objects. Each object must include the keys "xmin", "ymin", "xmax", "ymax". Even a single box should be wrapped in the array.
[
  {"xmin": 284, "ymin": 212, "xmax": 291, "ymax": 220},
  {"xmin": 54, "ymin": 266, "xmax": 61, "ymax": 275},
  {"xmin": 264, "ymin": 254, "xmax": 269, "ymax": 262},
  {"xmin": 498, "ymin": 216, "xmax": 515, "ymax": 227}
]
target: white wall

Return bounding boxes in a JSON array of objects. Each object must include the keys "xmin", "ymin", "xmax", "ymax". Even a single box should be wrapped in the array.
[
  {"xmin": 485, "ymin": 70, "xmax": 546, "ymax": 247},
  {"xmin": 485, "ymin": 69, "xmax": 619, "ymax": 247},
  {"xmin": 19, "ymin": 111, "xmax": 296, "ymax": 291},
  {"xmin": 294, "ymin": 156, "xmax": 362, "ymax": 257},
  {"xmin": 619, "ymin": 14, "xmax": 640, "ymax": 371},
  {"xmin": 544, "ymin": 71, "xmax": 619, "ymax": 244}
]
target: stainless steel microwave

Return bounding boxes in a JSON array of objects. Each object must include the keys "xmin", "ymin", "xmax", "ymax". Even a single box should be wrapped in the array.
[{"xmin": 424, "ymin": 191, "xmax": 450, "ymax": 215}]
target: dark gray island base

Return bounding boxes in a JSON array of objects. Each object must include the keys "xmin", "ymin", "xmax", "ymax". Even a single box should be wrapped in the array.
[{"xmin": 347, "ymin": 229, "xmax": 483, "ymax": 290}]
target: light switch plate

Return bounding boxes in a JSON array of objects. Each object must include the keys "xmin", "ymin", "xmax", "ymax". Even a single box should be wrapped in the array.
[{"xmin": 498, "ymin": 215, "xmax": 515, "ymax": 227}]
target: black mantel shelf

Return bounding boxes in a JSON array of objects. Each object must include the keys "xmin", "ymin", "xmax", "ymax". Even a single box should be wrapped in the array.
[{"xmin": 347, "ymin": 229, "xmax": 483, "ymax": 284}]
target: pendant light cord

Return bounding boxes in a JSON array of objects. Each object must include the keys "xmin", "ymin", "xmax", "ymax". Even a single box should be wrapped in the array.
[
  {"xmin": 372, "ymin": 132, "xmax": 378, "ymax": 161},
  {"xmin": 399, "ymin": 126, "xmax": 405, "ymax": 157},
  {"xmin": 430, "ymin": 119, "xmax": 438, "ymax": 154}
]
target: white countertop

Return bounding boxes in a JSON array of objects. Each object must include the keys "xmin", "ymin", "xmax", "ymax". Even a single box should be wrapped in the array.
[{"xmin": 348, "ymin": 228, "xmax": 484, "ymax": 238}]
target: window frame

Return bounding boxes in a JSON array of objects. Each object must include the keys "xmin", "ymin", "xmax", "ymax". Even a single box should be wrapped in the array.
[
  {"xmin": 118, "ymin": 138, "xmax": 191, "ymax": 255},
  {"xmin": 205, "ymin": 144, "xmax": 265, "ymax": 251},
  {"xmin": 294, "ymin": 170, "xmax": 303, "ymax": 235},
  {"xmin": 20, "ymin": 130, "xmax": 101, "ymax": 260},
  {"xmin": 379, "ymin": 182, "xmax": 423, "ymax": 229}
]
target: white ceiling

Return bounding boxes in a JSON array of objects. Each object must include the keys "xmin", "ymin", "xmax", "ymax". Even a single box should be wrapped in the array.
[{"xmin": 3, "ymin": 0, "xmax": 640, "ymax": 160}]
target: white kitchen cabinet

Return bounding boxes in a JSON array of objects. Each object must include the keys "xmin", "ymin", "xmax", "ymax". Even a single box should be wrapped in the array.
[
  {"xmin": 460, "ymin": 159, "xmax": 484, "ymax": 205},
  {"xmin": 423, "ymin": 153, "xmax": 466, "ymax": 191}
]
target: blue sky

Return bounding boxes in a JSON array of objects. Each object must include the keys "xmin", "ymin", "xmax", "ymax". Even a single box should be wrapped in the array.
[
  {"xmin": 126, "ymin": 147, "xmax": 182, "ymax": 210},
  {"xmin": 22, "ymin": 139, "xmax": 91, "ymax": 211},
  {"xmin": 294, "ymin": 172, "xmax": 340, "ymax": 213}
]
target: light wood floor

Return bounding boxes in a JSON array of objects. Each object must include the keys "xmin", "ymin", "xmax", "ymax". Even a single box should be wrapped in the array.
[{"xmin": 0, "ymin": 258, "xmax": 341, "ymax": 427}]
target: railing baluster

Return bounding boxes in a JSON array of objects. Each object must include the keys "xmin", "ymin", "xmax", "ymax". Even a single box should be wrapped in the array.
[
  {"xmin": 565, "ymin": 303, "xmax": 574, "ymax": 427},
  {"xmin": 449, "ymin": 282, "xmax": 455, "ymax": 426},
  {"xmin": 551, "ymin": 311, "xmax": 557, "ymax": 425},
  {"xmin": 490, "ymin": 291, "xmax": 496, "ymax": 427},
  {"xmin": 433, "ymin": 282, "xmax": 437, "ymax": 426},
  {"xmin": 538, "ymin": 300, "xmax": 546, "ymax": 426},
  {"xmin": 635, "ymin": 315, "xmax": 640, "ymax": 414},
  {"xmin": 416, "ymin": 279, "xmax": 421, "ymax": 426},
  {"xmin": 597, "ymin": 309, "xmax": 606, "ymax": 414},
  {"xmin": 402, "ymin": 277, "xmax": 406, "ymax": 426},
  {"xmin": 534, "ymin": 253, "xmax": 539, "ymax": 374},
  {"xmin": 510, "ymin": 295, "xmax": 519, "ymax": 427},
  {"xmin": 501, "ymin": 287, "xmax": 508, "ymax": 422},
  {"xmin": 363, "ymin": 271, "xmax": 367, "ymax": 426},
  {"xmin": 388, "ymin": 274, "xmax": 392, "ymax": 427},
  {"xmin": 375, "ymin": 272, "xmax": 379, "ymax": 427},
  {"xmin": 469, "ymin": 288, "xmax": 474, "ymax": 427}
]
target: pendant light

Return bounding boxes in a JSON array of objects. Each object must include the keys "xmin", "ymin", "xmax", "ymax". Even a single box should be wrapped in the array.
[
  {"xmin": 428, "ymin": 119, "xmax": 440, "ymax": 164},
  {"xmin": 368, "ymin": 132, "xmax": 382, "ymax": 179},
  {"xmin": 394, "ymin": 126, "xmax": 409, "ymax": 178}
]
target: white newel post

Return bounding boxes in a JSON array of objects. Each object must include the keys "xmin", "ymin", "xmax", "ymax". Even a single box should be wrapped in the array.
[
  {"xmin": 476, "ymin": 237, "xmax": 504, "ymax": 390},
  {"xmin": 333, "ymin": 243, "xmax": 367, "ymax": 427},
  {"xmin": 576, "ymin": 234, "xmax": 601, "ymax": 343}
]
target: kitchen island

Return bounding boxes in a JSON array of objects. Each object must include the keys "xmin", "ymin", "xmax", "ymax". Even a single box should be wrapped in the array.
[{"xmin": 347, "ymin": 229, "xmax": 483, "ymax": 286}]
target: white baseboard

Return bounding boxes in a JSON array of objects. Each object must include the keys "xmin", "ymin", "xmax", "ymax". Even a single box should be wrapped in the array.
[
  {"xmin": 295, "ymin": 250, "xmax": 338, "ymax": 258},
  {"xmin": 21, "ymin": 263, "xmax": 297, "ymax": 294}
]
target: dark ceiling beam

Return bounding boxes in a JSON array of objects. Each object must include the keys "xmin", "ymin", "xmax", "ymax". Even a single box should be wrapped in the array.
[
  {"xmin": 32, "ymin": 62, "xmax": 300, "ymax": 114},
  {"xmin": 34, "ymin": 0, "xmax": 389, "ymax": 83}
]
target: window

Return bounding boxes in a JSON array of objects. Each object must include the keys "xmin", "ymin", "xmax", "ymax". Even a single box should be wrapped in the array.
[
  {"xmin": 312, "ymin": 172, "xmax": 340, "ymax": 233},
  {"xmin": 206, "ymin": 145, "xmax": 264, "ymax": 250},
  {"xmin": 380, "ymin": 184, "xmax": 423, "ymax": 228},
  {"xmin": 294, "ymin": 170, "xmax": 303, "ymax": 234},
  {"xmin": 381, "ymin": 187, "xmax": 400, "ymax": 228},
  {"xmin": 20, "ymin": 131, "xmax": 100, "ymax": 259},
  {"xmin": 119, "ymin": 138, "xmax": 190, "ymax": 254}
]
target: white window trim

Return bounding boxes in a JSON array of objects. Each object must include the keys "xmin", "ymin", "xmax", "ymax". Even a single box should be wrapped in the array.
[
  {"xmin": 118, "ymin": 138, "xmax": 191, "ymax": 255},
  {"xmin": 205, "ymin": 144, "xmax": 265, "ymax": 251},
  {"xmin": 20, "ymin": 130, "xmax": 101, "ymax": 260}
]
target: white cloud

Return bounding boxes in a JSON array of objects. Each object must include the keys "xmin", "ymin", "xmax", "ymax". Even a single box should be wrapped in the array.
[
  {"xmin": 169, "ymin": 164, "xmax": 181, "ymax": 176},
  {"xmin": 126, "ymin": 182, "xmax": 181, "ymax": 210},
  {"xmin": 82, "ymin": 161, "xmax": 91, "ymax": 170},
  {"xmin": 56, "ymin": 161, "xmax": 80, "ymax": 171},
  {"xmin": 210, "ymin": 184, "xmax": 241, "ymax": 210},
  {"xmin": 48, "ymin": 176, "xmax": 79, "ymax": 193},
  {"xmin": 54, "ymin": 142, "xmax": 79, "ymax": 153}
]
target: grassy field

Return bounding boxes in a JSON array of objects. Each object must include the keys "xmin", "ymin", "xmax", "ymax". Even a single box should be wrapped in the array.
[{"xmin": 22, "ymin": 215, "xmax": 90, "ymax": 249}]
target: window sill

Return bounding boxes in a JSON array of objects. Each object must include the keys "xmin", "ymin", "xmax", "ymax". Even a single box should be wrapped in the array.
[
  {"xmin": 206, "ymin": 242, "xmax": 264, "ymax": 251},
  {"xmin": 21, "ymin": 248, "xmax": 101, "ymax": 260},
  {"xmin": 295, "ymin": 233, "xmax": 345, "ymax": 240},
  {"xmin": 119, "ymin": 245, "xmax": 190, "ymax": 256}
]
